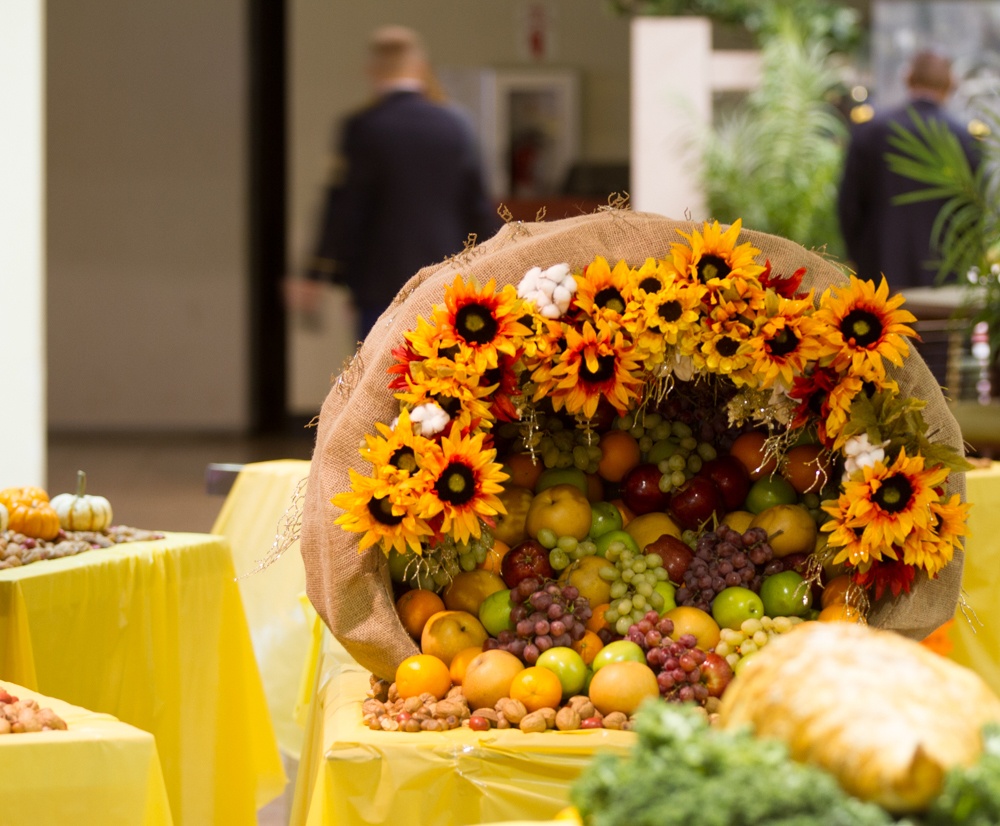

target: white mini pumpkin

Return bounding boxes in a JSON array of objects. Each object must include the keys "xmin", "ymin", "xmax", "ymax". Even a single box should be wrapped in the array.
[{"xmin": 50, "ymin": 471, "xmax": 113, "ymax": 532}]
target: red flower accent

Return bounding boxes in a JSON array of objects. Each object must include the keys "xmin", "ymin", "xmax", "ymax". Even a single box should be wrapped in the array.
[
  {"xmin": 853, "ymin": 558, "xmax": 916, "ymax": 600},
  {"xmin": 388, "ymin": 343, "xmax": 423, "ymax": 392},
  {"xmin": 760, "ymin": 260, "xmax": 807, "ymax": 299}
]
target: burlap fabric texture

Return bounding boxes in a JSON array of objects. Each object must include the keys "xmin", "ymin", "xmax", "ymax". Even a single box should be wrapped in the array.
[{"xmin": 301, "ymin": 210, "xmax": 967, "ymax": 681}]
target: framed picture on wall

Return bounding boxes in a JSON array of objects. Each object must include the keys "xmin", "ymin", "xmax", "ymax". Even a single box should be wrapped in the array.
[{"xmin": 439, "ymin": 67, "xmax": 581, "ymax": 200}]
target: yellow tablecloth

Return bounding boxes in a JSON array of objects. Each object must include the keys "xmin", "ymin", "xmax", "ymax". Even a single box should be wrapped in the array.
[
  {"xmin": 290, "ymin": 658, "xmax": 632, "ymax": 826},
  {"xmin": 0, "ymin": 681, "xmax": 173, "ymax": 825},
  {"xmin": 0, "ymin": 532, "xmax": 286, "ymax": 825},
  {"xmin": 211, "ymin": 459, "xmax": 314, "ymax": 759},
  {"xmin": 949, "ymin": 462, "xmax": 1000, "ymax": 694}
]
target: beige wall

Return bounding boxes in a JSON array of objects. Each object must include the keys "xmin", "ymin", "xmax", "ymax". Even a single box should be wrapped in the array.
[
  {"xmin": 287, "ymin": 0, "xmax": 632, "ymax": 413},
  {"xmin": 47, "ymin": 1, "xmax": 250, "ymax": 431}
]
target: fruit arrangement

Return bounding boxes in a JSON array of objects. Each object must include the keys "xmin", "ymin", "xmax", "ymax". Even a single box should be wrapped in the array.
[
  {"xmin": 0, "ymin": 475, "xmax": 162, "ymax": 569},
  {"xmin": 0, "ymin": 686, "xmax": 68, "ymax": 734},
  {"xmin": 329, "ymin": 219, "xmax": 972, "ymax": 730}
]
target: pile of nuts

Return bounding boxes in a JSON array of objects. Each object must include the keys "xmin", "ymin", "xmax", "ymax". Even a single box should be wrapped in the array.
[
  {"xmin": 0, "ymin": 526, "xmax": 164, "ymax": 569},
  {"xmin": 0, "ymin": 687, "xmax": 67, "ymax": 734}
]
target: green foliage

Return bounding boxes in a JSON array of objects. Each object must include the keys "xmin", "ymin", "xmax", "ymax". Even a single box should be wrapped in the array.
[
  {"xmin": 698, "ymin": 16, "xmax": 848, "ymax": 258},
  {"xmin": 607, "ymin": 0, "xmax": 860, "ymax": 52},
  {"xmin": 886, "ymin": 109, "xmax": 1000, "ymax": 355},
  {"xmin": 570, "ymin": 702, "xmax": 894, "ymax": 826},
  {"xmin": 922, "ymin": 724, "xmax": 1000, "ymax": 825}
]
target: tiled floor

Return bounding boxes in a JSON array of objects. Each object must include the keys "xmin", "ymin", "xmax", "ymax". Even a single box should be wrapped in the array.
[{"xmin": 47, "ymin": 427, "xmax": 316, "ymax": 826}]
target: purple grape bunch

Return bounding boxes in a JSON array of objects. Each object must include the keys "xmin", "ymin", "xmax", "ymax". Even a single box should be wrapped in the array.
[
  {"xmin": 625, "ymin": 610, "xmax": 709, "ymax": 703},
  {"xmin": 675, "ymin": 526, "xmax": 779, "ymax": 612},
  {"xmin": 483, "ymin": 577, "xmax": 592, "ymax": 665}
]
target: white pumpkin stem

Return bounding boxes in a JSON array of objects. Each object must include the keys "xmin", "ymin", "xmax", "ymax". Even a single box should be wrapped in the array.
[{"xmin": 76, "ymin": 470, "xmax": 87, "ymax": 497}]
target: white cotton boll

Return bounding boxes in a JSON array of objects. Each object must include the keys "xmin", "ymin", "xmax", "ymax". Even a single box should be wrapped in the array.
[
  {"xmin": 672, "ymin": 355, "xmax": 695, "ymax": 383},
  {"xmin": 553, "ymin": 285, "xmax": 572, "ymax": 307},
  {"xmin": 541, "ymin": 304, "xmax": 562, "ymax": 319},
  {"xmin": 410, "ymin": 403, "xmax": 449, "ymax": 437},
  {"xmin": 518, "ymin": 267, "xmax": 542, "ymax": 298},
  {"xmin": 539, "ymin": 278, "xmax": 556, "ymax": 297}
]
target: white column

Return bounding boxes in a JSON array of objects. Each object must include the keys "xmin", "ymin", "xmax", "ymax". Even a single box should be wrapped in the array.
[{"xmin": 0, "ymin": 1, "xmax": 45, "ymax": 487}]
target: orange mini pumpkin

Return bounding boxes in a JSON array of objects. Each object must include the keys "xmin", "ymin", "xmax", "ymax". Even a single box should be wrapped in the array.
[
  {"xmin": 0, "ymin": 486, "xmax": 51, "ymax": 509},
  {"xmin": 6, "ymin": 499, "xmax": 61, "ymax": 540}
]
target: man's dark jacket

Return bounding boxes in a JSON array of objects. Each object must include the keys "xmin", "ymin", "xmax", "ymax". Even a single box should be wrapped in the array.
[
  {"xmin": 308, "ymin": 90, "xmax": 500, "ymax": 311},
  {"xmin": 837, "ymin": 97, "xmax": 979, "ymax": 290}
]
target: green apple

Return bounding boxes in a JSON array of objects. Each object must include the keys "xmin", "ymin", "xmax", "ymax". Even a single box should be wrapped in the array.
[
  {"xmin": 590, "ymin": 639, "xmax": 646, "ymax": 673},
  {"xmin": 524, "ymin": 484, "xmax": 592, "ymax": 541},
  {"xmin": 711, "ymin": 586, "xmax": 765, "ymax": 631},
  {"xmin": 594, "ymin": 529, "xmax": 641, "ymax": 558},
  {"xmin": 478, "ymin": 588, "xmax": 515, "ymax": 636},
  {"xmin": 536, "ymin": 646, "xmax": 588, "ymax": 698},
  {"xmin": 759, "ymin": 570, "xmax": 813, "ymax": 618},
  {"xmin": 589, "ymin": 500, "xmax": 624, "ymax": 540},
  {"xmin": 653, "ymin": 581, "xmax": 677, "ymax": 614},
  {"xmin": 744, "ymin": 475, "xmax": 798, "ymax": 514},
  {"xmin": 535, "ymin": 467, "xmax": 589, "ymax": 496}
]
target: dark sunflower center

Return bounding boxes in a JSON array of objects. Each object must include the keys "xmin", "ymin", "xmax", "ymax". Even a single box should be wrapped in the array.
[
  {"xmin": 389, "ymin": 447, "xmax": 417, "ymax": 473},
  {"xmin": 638, "ymin": 276, "xmax": 663, "ymax": 293},
  {"xmin": 438, "ymin": 345, "xmax": 461, "ymax": 360},
  {"xmin": 657, "ymin": 300, "xmax": 683, "ymax": 323},
  {"xmin": 367, "ymin": 495, "xmax": 403, "ymax": 526},
  {"xmin": 432, "ymin": 394, "xmax": 462, "ymax": 419},
  {"xmin": 873, "ymin": 475, "xmax": 914, "ymax": 513},
  {"xmin": 807, "ymin": 389, "xmax": 827, "ymax": 416},
  {"xmin": 697, "ymin": 255, "xmax": 731, "ymax": 283},
  {"xmin": 717, "ymin": 336, "xmax": 740, "ymax": 358},
  {"xmin": 862, "ymin": 380, "xmax": 878, "ymax": 399},
  {"xmin": 456, "ymin": 304, "xmax": 499, "ymax": 345},
  {"xmin": 482, "ymin": 367, "xmax": 502, "ymax": 387},
  {"xmin": 580, "ymin": 354, "xmax": 616, "ymax": 384},
  {"xmin": 435, "ymin": 463, "xmax": 476, "ymax": 505},
  {"xmin": 841, "ymin": 308, "xmax": 883, "ymax": 348},
  {"xmin": 594, "ymin": 287, "xmax": 626, "ymax": 314},
  {"xmin": 766, "ymin": 328, "xmax": 800, "ymax": 357}
]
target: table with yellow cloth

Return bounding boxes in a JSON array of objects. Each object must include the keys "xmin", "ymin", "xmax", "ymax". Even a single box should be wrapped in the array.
[
  {"xmin": 211, "ymin": 458, "xmax": 314, "ymax": 760},
  {"xmin": 0, "ymin": 532, "xmax": 286, "ymax": 825},
  {"xmin": 0, "ymin": 681, "xmax": 173, "ymax": 825}
]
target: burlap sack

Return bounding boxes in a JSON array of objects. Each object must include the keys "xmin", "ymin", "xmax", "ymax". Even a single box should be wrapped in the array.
[{"xmin": 301, "ymin": 210, "xmax": 967, "ymax": 681}]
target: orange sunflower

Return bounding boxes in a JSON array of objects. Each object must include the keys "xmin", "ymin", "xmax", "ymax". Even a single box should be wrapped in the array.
[
  {"xmin": 813, "ymin": 275, "xmax": 918, "ymax": 383},
  {"xmin": 359, "ymin": 409, "xmax": 436, "ymax": 482},
  {"xmin": 670, "ymin": 219, "xmax": 766, "ymax": 294},
  {"xmin": 533, "ymin": 319, "xmax": 643, "ymax": 419},
  {"xmin": 746, "ymin": 292, "xmax": 828, "ymax": 390},
  {"xmin": 417, "ymin": 424, "xmax": 508, "ymax": 544},
  {"xmin": 574, "ymin": 256, "xmax": 638, "ymax": 326}
]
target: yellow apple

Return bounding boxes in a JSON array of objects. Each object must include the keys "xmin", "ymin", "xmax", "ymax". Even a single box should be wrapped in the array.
[
  {"xmin": 493, "ymin": 486, "xmax": 534, "ymax": 547},
  {"xmin": 557, "ymin": 554, "xmax": 612, "ymax": 608},
  {"xmin": 524, "ymin": 484, "xmax": 592, "ymax": 541},
  {"xmin": 442, "ymin": 569, "xmax": 507, "ymax": 616},
  {"xmin": 420, "ymin": 610, "xmax": 489, "ymax": 667},
  {"xmin": 624, "ymin": 511, "xmax": 681, "ymax": 551}
]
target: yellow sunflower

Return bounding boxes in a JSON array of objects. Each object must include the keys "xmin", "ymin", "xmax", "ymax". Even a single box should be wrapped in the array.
[
  {"xmin": 670, "ymin": 219, "xmax": 766, "ymax": 291},
  {"xmin": 360, "ymin": 409, "xmax": 436, "ymax": 482},
  {"xmin": 630, "ymin": 257, "xmax": 674, "ymax": 298},
  {"xmin": 417, "ymin": 424, "xmax": 508, "ymax": 544},
  {"xmin": 813, "ymin": 275, "xmax": 918, "ymax": 383},
  {"xmin": 829, "ymin": 448, "xmax": 949, "ymax": 556},
  {"xmin": 574, "ymin": 256, "xmax": 637, "ymax": 326},
  {"xmin": 430, "ymin": 276, "xmax": 531, "ymax": 373},
  {"xmin": 534, "ymin": 320, "xmax": 643, "ymax": 419},
  {"xmin": 629, "ymin": 279, "xmax": 706, "ymax": 368},
  {"xmin": 746, "ymin": 292, "xmax": 828, "ymax": 391},
  {"xmin": 332, "ymin": 470, "xmax": 432, "ymax": 556},
  {"xmin": 692, "ymin": 315, "xmax": 755, "ymax": 378}
]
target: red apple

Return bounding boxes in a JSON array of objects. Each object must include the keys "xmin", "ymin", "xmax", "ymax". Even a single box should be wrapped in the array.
[
  {"xmin": 645, "ymin": 534, "xmax": 694, "ymax": 584},
  {"xmin": 698, "ymin": 455, "xmax": 751, "ymax": 512},
  {"xmin": 701, "ymin": 651, "xmax": 735, "ymax": 698},
  {"xmin": 501, "ymin": 539, "xmax": 554, "ymax": 588},
  {"xmin": 620, "ymin": 463, "xmax": 670, "ymax": 515},
  {"xmin": 668, "ymin": 476, "xmax": 724, "ymax": 531}
]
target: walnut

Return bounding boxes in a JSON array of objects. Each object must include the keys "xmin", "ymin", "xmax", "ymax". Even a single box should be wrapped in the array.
[
  {"xmin": 403, "ymin": 696, "xmax": 424, "ymax": 714},
  {"xmin": 518, "ymin": 710, "xmax": 548, "ymax": 733},
  {"xmin": 495, "ymin": 698, "xmax": 527, "ymax": 724},
  {"xmin": 567, "ymin": 696, "xmax": 596, "ymax": 719},
  {"xmin": 601, "ymin": 712, "xmax": 628, "ymax": 730},
  {"xmin": 362, "ymin": 698, "xmax": 387, "ymax": 717},
  {"xmin": 555, "ymin": 707, "xmax": 581, "ymax": 731},
  {"xmin": 538, "ymin": 707, "xmax": 557, "ymax": 729}
]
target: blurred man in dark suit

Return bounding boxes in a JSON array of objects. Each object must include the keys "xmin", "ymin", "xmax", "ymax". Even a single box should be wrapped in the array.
[
  {"xmin": 837, "ymin": 49, "xmax": 979, "ymax": 290},
  {"xmin": 289, "ymin": 26, "xmax": 501, "ymax": 340}
]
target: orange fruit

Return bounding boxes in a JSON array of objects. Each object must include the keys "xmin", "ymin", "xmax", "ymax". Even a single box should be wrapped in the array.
[
  {"xmin": 572, "ymin": 629, "xmax": 604, "ymax": 666},
  {"xmin": 395, "ymin": 653, "xmax": 452, "ymax": 700},
  {"xmin": 504, "ymin": 452, "xmax": 544, "ymax": 491},
  {"xmin": 587, "ymin": 603, "xmax": 611, "ymax": 634},
  {"xmin": 509, "ymin": 665, "xmax": 563, "ymax": 712},
  {"xmin": 449, "ymin": 645, "xmax": 485, "ymax": 685},
  {"xmin": 729, "ymin": 431, "xmax": 778, "ymax": 480},
  {"xmin": 783, "ymin": 443, "xmax": 832, "ymax": 494},
  {"xmin": 664, "ymin": 605, "xmax": 721, "ymax": 651},
  {"xmin": 817, "ymin": 603, "xmax": 864, "ymax": 623},
  {"xmin": 610, "ymin": 498, "xmax": 634, "ymax": 527},
  {"xmin": 395, "ymin": 589, "xmax": 446, "ymax": 639},
  {"xmin": 597, "ymin": 430, "xmax": 642, "ymax": 483},
  {"xmin": 820, "ymin": 574, "xmax": 853, "ymax": 609},
  {"xmin": 477, "ymin": 538, "xmax": 510, "ymax": 575},
  {"xmin": 462, "ymin": 650, "xmax": 525, "ymax": 710},
  {"xmin": 588, "ymin": 660, "xmax": 659, "ymax": 716}
]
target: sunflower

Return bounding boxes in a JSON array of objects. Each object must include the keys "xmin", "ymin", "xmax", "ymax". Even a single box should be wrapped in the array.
[
  {"xmin": 693, "ymin": 314, "xmax": 755, "ymax": 378},
  {"xmin": 332, "ymin": 470, "xmax": 432, "ymax": 556},
  {"xmin": 853, "ymin": 558, "xmax": 917, "ymax": 599},
  {"xmin": 397, "ymin": 366, "xmax": 495, "ymax": 433},
  {"xmin": 417, "ymin": 424, "xmax": 508, "ymax": 544},
  {"xmin": 670, "ymin": 219, "xmax": 766, "ymax": 293},
  {"xmin": 479, "ymin": 351, "xmax": 523, "ymax": 422},
  {"xmin": 813, "ymin": 275, "xmax": 918, "ymax": 382},
  {"xmin": 630, "ymin": 257, "xmax": 674, "ymax": 298},
  {"xmin": 629, "ymin": 279, "xmax": 706, "ymax": 367},
  {"xmin": 359, "ymin": 410, "xmax": 436, "ymax": 481},
  {"xmin": 574, "ymin": 256, "xmax": 637, "ymax": 326},
  {"xmin": 899, "ymin": 494, "xmax": 971, "ymax": 578},
  {"xmin": 745, "ymin": 293, "xmax": 828, "ymax": 390},
  {"xmin": 821, "ymin": 491, "xmax": 897, "ymax": 570},
  {"xmin": 423, "ymin": 276, "xmax": 531, "ymax": 373},
  {"xmin": 534, "ymin": 319, "xmax": 643, "ymax": 419},
  {"xmin": 825, "ymin": 448, "xmax": 950, "ymax": 564}
]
